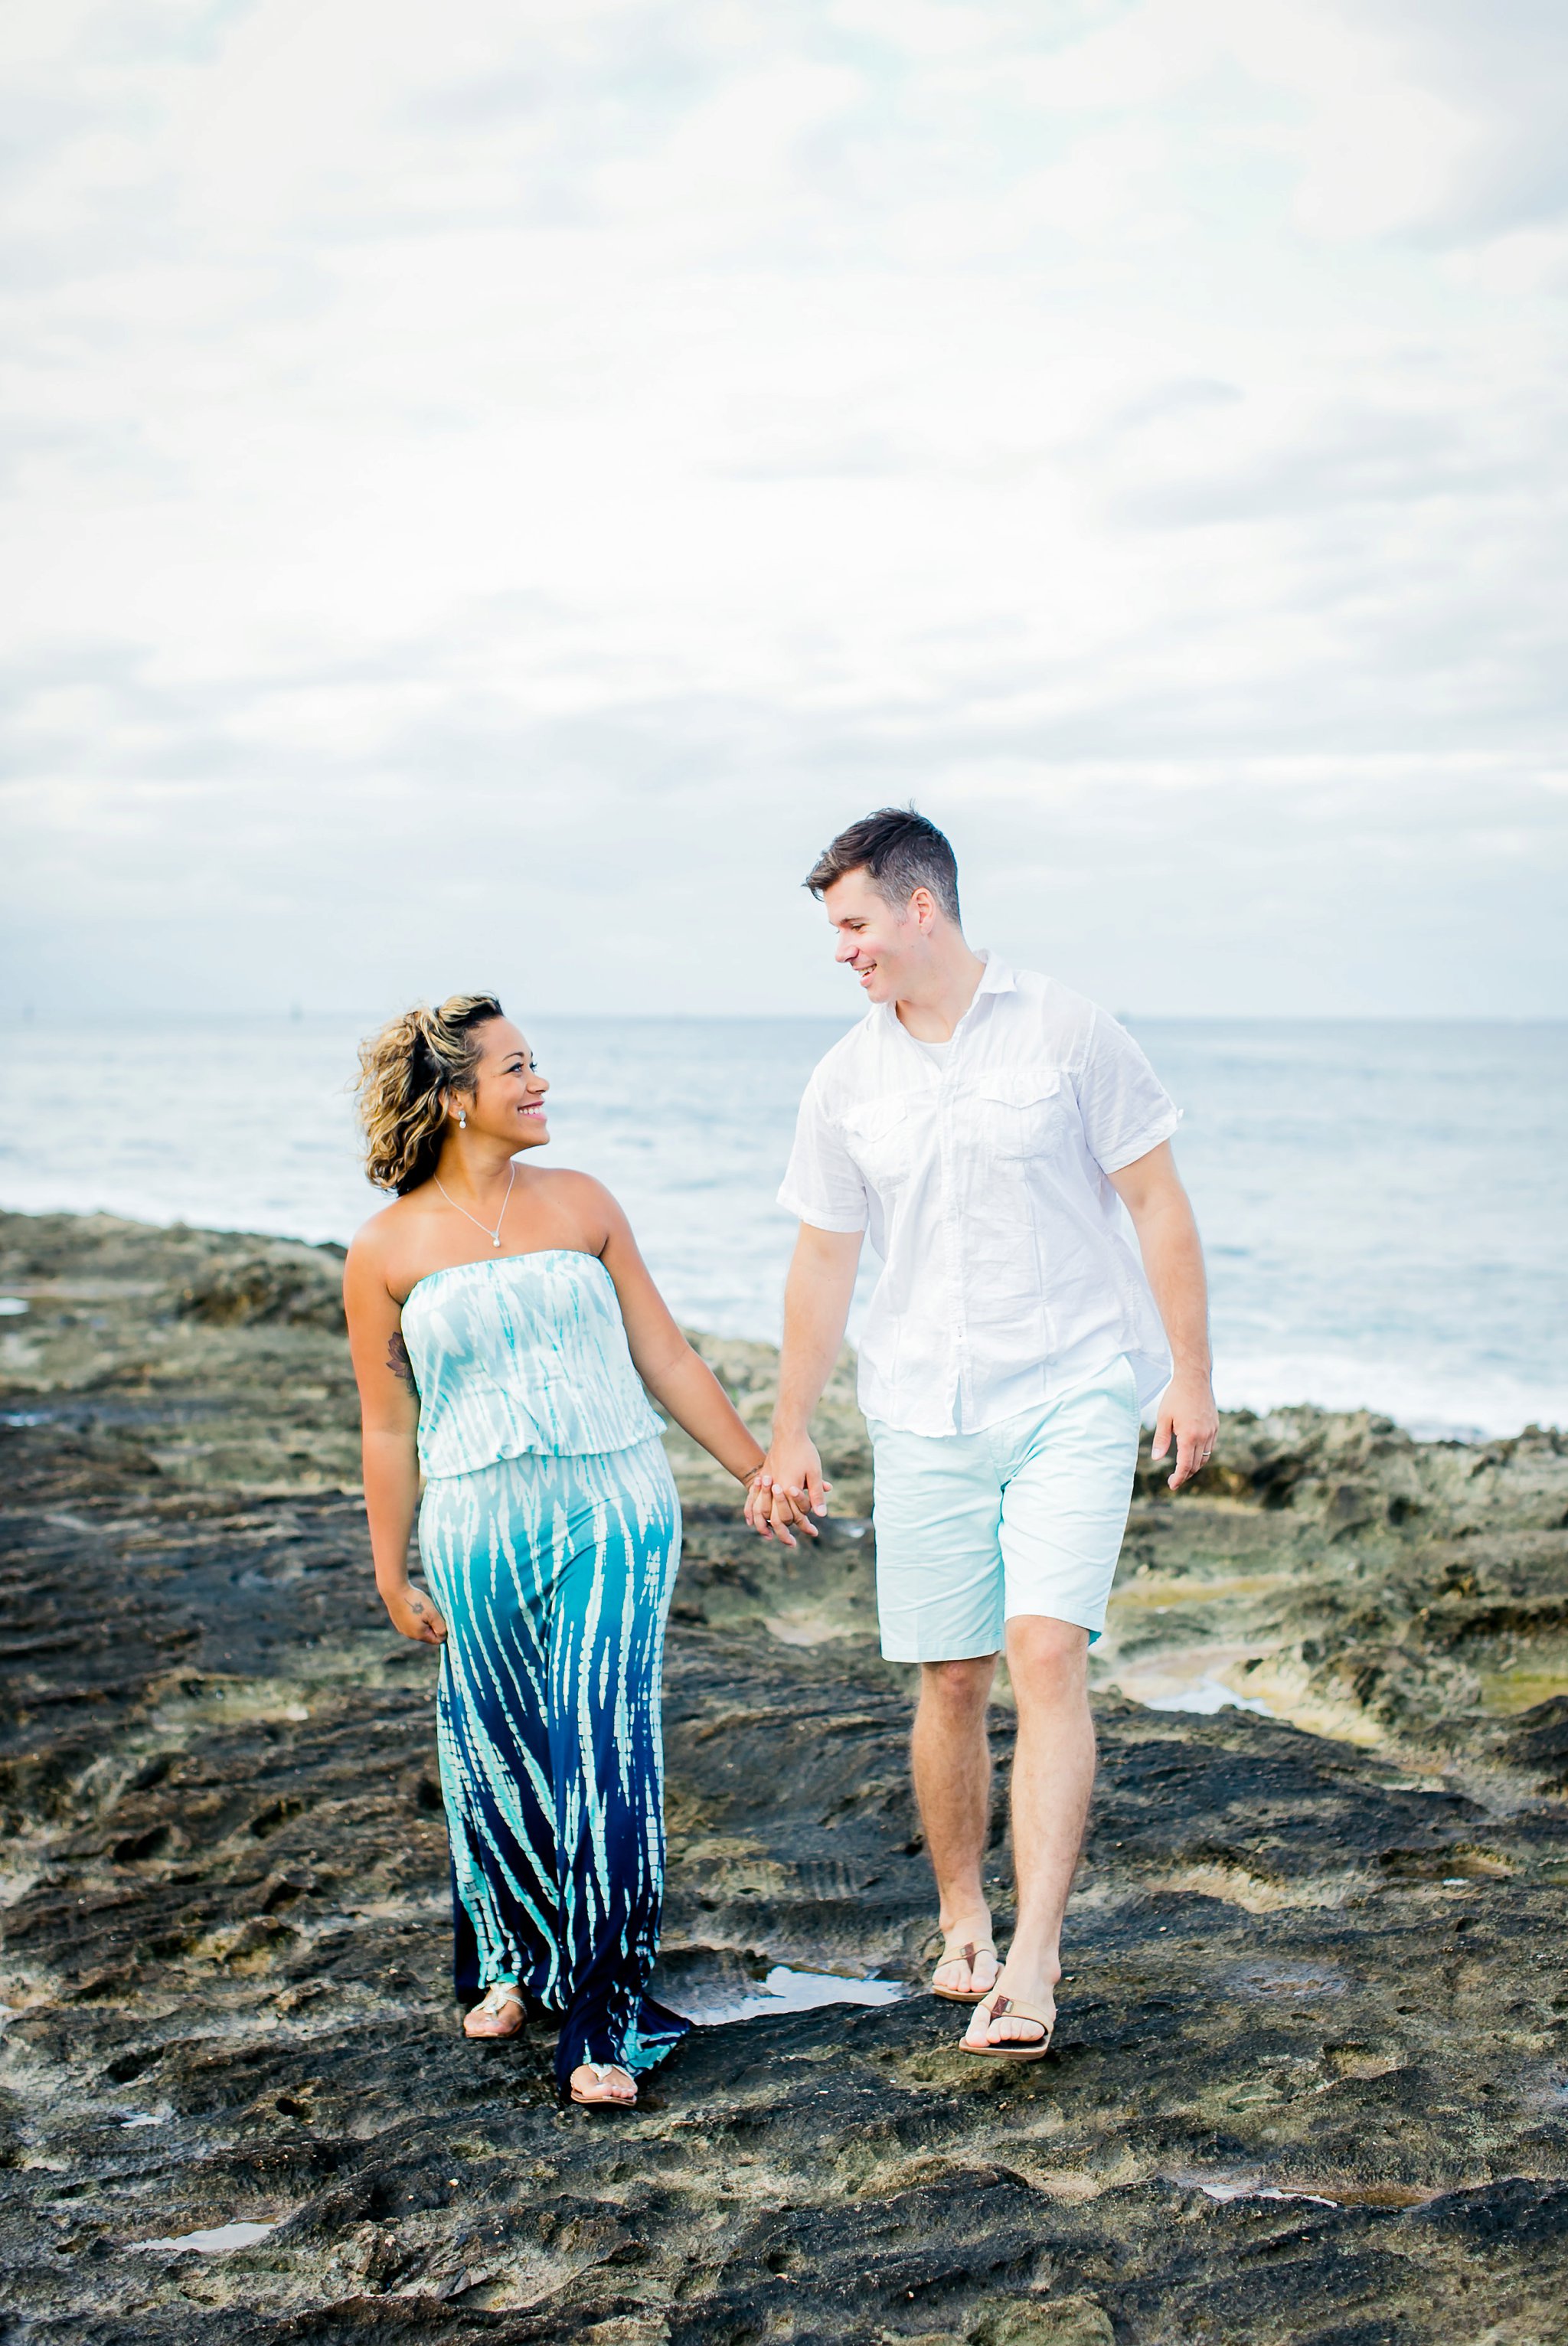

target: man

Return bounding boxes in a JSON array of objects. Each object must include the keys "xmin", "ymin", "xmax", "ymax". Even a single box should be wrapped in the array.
[{"xmin": 747, "ymin": 808, "xmax": 1217, "ymax": 2058}]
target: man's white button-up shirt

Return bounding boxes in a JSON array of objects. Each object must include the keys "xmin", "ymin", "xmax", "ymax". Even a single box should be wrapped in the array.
[{"xmin": 777, "ymin": 953, "xmax": 1180, "ymax": 1437}]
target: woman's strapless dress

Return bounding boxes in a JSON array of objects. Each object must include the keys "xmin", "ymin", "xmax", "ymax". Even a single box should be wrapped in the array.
[{"xmin": 401, "ymin": 1250, "xmax": 688, "ymax": 2087}]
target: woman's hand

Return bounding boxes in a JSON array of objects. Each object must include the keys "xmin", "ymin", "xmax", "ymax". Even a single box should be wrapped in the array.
[
  {"xmin": 380, "ymin": 1579, "xmax": 448, "ymax": 1644},
  {"xmin": 743, "ymin": 1452, "xmax": 829, "ymax": 1546}
]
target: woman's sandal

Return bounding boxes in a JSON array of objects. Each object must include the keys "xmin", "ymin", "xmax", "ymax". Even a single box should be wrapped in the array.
[
  {"xmin": 961, "ymin": 1987, "xmax": 1054, "ymax": 2060},
  {"xmin": 462, "ymin": 1984, "xmax": 525, "ymax": 2039},
  {"xmin": 570, "ymin": 2060, "xmax": 637, "ymax": 2109},
  {"xmin": 930, "ymin": 1934, "xmax": 1001, "ymax": 2004}
]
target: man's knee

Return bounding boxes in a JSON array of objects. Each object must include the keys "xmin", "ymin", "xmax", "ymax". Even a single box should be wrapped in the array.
[
  {"xmin": 1005, "ymin": 1616, "xmax": 1089, "ymax": 1705},
  {"xmin": 918, "ymin": 1654, "xmax": 997, "ymax": 1719}
]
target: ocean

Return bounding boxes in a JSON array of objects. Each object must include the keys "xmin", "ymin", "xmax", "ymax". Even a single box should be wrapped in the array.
[{"xmin": 2, "ymin": 1014, "xmax": 1563, "ymax": 1439}]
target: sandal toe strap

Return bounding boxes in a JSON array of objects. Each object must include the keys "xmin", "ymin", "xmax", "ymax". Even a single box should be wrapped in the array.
[
  {"xmin": 936, "ymin": 1937, "xmax": 998, "ymax": 1978},
  {"xmin": 979, "ymin": 1991, "xmax": 1052, "ymax": 2039}
]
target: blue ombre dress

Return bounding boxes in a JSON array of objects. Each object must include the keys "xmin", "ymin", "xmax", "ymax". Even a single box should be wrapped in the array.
[{"xmin": 400, "ymin": 1249, "xmax": 689, "ymax": 2089}]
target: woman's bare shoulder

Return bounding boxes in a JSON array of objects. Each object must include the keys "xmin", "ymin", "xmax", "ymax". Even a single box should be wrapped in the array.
[
  {"xmin": 534, "ymin": 1163, "xmax": 616, "ymax": 1205},
  {"xmin": 345, "ymin": 1193, "xmax": 421, "ymax": 1279},
  {"xmin": 528, "ymin": 1165, "xmax": 623, "ymax": 1237}
]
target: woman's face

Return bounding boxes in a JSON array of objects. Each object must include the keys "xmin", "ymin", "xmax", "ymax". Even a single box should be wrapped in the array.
[{"xmin": 459, "ymin": 1018, "xmax": 550, "ymax": 1151}]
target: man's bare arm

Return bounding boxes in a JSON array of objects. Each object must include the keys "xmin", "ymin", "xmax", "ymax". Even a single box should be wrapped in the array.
[
  {"xmin": 1107, "ymin": 1140, "xmax": 1217, "ymax": 1492},
  {"xmin": 746, "ymin": 1224, "xmax": 863, "ymax": 1544}
]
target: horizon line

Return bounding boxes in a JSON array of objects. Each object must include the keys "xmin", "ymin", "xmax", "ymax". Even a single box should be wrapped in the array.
[{"xmin": 5, "ymin": 1007, "xmax": 1568, "ymax": 1030}]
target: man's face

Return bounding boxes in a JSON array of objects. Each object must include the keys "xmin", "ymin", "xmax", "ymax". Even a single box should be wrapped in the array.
[{"xmin": 822, "ymin": 869, "xmax": 920, "ymax": 1004}]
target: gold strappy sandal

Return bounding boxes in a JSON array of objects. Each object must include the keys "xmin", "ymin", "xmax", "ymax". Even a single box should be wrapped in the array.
[
  {"xmin": 962, "ymin": 1987, "xmax": 1054, "ymax": 2060},
  {"xmin": 570, "ymin": 2060, "xmax": 637, "ymax": 2108},
  {"xmin": 462, "ymin": 1983, "xmax": 525, "ymax": 2038},
  {"xmin": 930, "ymin": 1933, "xmax": 1001, "ymax": 2004}
]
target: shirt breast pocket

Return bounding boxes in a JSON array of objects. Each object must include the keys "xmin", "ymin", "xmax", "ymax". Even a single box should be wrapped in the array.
[
  {"xmin": 841, "ymin": 1096, "xmax": 915, "ymax": 1191},
  {"xmin": 976, "ymin": 1070, "xmax": 1073, "ymax": 1161}
]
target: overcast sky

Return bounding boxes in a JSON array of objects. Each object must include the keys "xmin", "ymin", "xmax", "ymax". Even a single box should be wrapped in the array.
[{"xmin": 2, "ymin": 0, "xmax": 1565, "ymax": 1021}]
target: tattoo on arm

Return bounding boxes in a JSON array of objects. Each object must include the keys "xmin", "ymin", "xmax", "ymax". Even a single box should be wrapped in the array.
[{"xmin": 387, "ymin": 1331, "xmax": 418, "ymax": 1394}]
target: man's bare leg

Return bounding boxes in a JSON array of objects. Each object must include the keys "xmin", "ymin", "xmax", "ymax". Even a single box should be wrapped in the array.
[
  {"xmin": 911, "ymin": 1655, "xmax": 1001, "ymax": 1995},
  {"xmin": 963, "ymin": 1616, "xmax": 1094, "ymax": 2047}
]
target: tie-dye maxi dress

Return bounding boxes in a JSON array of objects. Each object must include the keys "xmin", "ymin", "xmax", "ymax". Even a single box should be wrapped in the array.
[{"xmin": 400, "ymin": 1249, "xmax": 688, "ymax": 2090}]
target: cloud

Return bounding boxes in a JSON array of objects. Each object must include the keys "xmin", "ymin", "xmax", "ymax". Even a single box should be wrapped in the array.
[{"xmin": 0, "ymin": 0, "xmax": 1563, "ymax": 1018}]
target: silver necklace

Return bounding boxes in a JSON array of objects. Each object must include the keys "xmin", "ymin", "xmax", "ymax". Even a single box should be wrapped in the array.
[{"xmin": 434, "ymin": 1162, "xmax": 516, "ymax": 1249}]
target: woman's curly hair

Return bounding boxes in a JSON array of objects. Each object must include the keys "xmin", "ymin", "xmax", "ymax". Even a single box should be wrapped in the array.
[{"xmin": 356, "ymin": 994, "xmax": 505, "ymax": 1194}]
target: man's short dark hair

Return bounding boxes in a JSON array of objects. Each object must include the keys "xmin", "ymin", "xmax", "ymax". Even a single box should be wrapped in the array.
[{"xmin": 804, "ymin": 806, "xmax": 962, "ymax": 925}]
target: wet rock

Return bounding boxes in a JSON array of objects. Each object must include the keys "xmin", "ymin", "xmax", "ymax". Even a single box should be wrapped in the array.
[
  {"xmin": 1106, "ymin": 1403, "xmax": 1568, "ymax": 1761},
  {"xmin": 177, "ymin": 1250, "xmax": 346, "ymax": 1334},
  {"xmin": 2, "ymin": 1212, "xmax": 1567, "ymax": 2342},
  {"xmin": 1492, "ymin": 1694, "xmax": 1568, "ymax": 1792}
]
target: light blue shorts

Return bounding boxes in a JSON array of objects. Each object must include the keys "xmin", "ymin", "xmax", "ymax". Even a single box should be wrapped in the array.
[{"xmin": 868, "ymin": 1355, "xmax": 1142, "ymax": 1663}]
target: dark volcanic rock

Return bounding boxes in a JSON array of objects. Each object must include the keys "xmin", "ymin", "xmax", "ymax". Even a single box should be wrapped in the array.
[{"xmin": 2, "ymin": 1211, "xmax": 1567, "ymax": 2343}]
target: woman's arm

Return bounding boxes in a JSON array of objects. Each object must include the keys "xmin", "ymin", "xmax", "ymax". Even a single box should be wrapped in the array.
[
  {"xmin": 595, "ymin": 1188, "xmax": 775, "ymax": 1498},
  {"xmin": 343, "ymin": 1234, "xmax": 447, "ymax": 1645}
]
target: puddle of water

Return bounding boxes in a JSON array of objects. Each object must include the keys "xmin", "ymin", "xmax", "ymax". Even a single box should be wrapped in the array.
[
  {"xmin": 763, "ymin": 1615, "xmax": 844, "ymax": 1648},
  {"xmin": 119, "ymin": 2112, "xmax": 165, "ymax": 2129},
  {"xmin": 1, "ymin": 1413, "xmax": 47, "ymax": 1429},
  {"xmin": 0, "ymin": 1299, "xmax": 30, "ymax": 1317},
  {"xmin": 150, "ymin": 1678, "xmax": 317, "ymax": 1732},
  {"xmin": 1189, "ymin": 2174, "xmax": 1437, "ymax": 2211},
  {"xmin": 1228, "ymin": 1962, "xmax": 1346, "ymax": 1999},
  {"xmin": 1108, "ymin": 1632, "xmax": 1276, "ymax": 1727},
  {"xmin": 1200, "ymin": 2182, "xmax": 1338, "ymax": 2208},
  {"xmin": 126, "ymin": 2221, "xmax": 276, "ymax": 2254},
  {"xmin": 1478, "ymin": 1662, "xmax": 1568, "ymax": 1717},
  {"xmin": 1099, "ymin": 1642, "xmax": 1277, "ymax": 1718},
  {"xmin": 1145, "ymin": 1677, "xmax": 1273, "ymax": 1717},
  {"xmin": 1099, "ymin": 1636, "xmax": 1403, "ymax": 1739},
  {"xmin": 1111, "ymin": 1571, "xmax": 1292, "ymax": 1614},
  {"xmin": 668, "ymin": 1963, "xmax": 909, "ymax": 2027}
]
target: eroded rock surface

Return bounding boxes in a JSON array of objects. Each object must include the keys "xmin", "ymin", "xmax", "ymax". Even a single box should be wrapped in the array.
[{"xmin": 2, "ymin": 1211, "xmax": 1566, "ymax": 2344}]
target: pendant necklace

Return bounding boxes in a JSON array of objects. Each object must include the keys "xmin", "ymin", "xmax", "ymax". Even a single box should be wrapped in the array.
[{"xmin": 434, "ymin": 1162, "xmax": 516, "ymax": 1248}]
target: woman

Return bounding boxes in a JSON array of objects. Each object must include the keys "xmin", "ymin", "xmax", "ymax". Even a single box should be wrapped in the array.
[{"xmin": 345, "ymin": 993, "xmax": 789, "ymax": 2108}]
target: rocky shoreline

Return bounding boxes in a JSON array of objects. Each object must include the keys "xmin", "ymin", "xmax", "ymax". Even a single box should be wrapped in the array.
[{"xmin": 2, "ymin": 1209, "xmax": 1567, "ymax": 2343}]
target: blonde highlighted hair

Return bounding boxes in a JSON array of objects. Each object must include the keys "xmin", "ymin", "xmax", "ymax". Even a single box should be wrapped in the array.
[{"xmin": 356, "ymin": 994, "xmax": 505, "ymax": 1194}]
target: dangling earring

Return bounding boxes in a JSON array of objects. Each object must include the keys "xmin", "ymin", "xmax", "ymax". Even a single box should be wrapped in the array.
[{"xmin": 458, "ymin": 1110, "xmax": 467, "ymax": 1129}]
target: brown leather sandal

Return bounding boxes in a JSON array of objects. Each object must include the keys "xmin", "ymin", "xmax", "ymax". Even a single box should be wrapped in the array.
[
  {"xmin": 961, "ymin": 1987, "xmax": 1054, "ymax": 2060},
  {"xmin": 930, "ymin": 1935, "xmax": 1002, "ymax": 2004}
]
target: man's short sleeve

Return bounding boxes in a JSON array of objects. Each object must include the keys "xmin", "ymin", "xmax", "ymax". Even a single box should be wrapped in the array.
[
  {"xmin": 776, "ymin": 1074, "xmax": 870, "ymax": 1233},
  {"xmin": 1074, "ymin": 1010, "xmax": 1181, "ymax": 1174}
]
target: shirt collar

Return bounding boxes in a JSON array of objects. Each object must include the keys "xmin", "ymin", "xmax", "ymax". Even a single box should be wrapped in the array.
[
  {"xmin": 878, "ymin": 948, "xmax": 1015, "ymax": 1037},
  {"xmin": 974, "ymin": 948, "xmax": 1016, "ymax": 997}
]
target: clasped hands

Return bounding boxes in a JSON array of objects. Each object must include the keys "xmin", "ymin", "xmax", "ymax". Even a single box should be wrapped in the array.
[
  {"xmin": 742, "ymin": 1368, "xmax": 1220, "ymax": 1538},
  {"xmin": 743, "ymin": 1436, "xmax": 831, "ymax": 1547}
]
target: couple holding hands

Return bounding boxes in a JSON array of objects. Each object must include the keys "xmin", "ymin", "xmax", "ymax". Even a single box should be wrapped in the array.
[{"xmin": 344, "ymin": 809, "xmax": 1217, "ymax": 2109}]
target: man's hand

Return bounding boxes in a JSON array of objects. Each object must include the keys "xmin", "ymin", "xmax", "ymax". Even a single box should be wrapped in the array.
[
  {"xmin": 1152, "ymin": 1372, "xmax": 1219, "ymax": 1492},
  {"xmin": 744, "ymin": 1433, "xmax": 831, "ymax": 1547}
]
